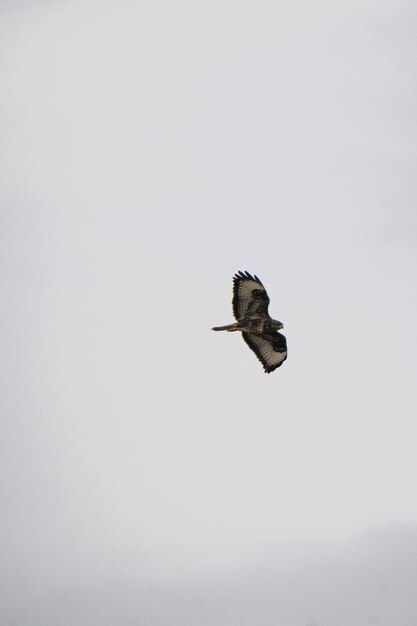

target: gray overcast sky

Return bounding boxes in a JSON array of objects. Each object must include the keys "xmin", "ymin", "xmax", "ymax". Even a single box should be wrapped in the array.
[{"xmin": 1, "ymin": 0, "xmax": 417, "ymax": 624}]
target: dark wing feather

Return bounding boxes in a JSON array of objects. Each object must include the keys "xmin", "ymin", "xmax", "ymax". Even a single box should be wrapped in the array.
[
  {"xmin": 232, "ymin": 271, "xmax": 270, "ymax": 320},
  {"xmin": 242, "ymin": 332, "xmax": 287, "ymax": 373}
]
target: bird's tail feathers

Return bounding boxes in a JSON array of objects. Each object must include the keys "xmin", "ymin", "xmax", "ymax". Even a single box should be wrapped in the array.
[{"xmin": 211, "ymin": 323, "xmax": 238, "ymax": 332}]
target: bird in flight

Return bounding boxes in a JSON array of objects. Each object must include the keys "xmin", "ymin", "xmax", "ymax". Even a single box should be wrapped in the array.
[{"xmin": 212, "ymin": 271, "xmax": 287, "ymax": 373}]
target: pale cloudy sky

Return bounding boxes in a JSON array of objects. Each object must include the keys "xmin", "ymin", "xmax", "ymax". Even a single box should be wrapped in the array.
[{"xmin": 1, "ymin": 1, "xmax": 417, "ymax": 624}]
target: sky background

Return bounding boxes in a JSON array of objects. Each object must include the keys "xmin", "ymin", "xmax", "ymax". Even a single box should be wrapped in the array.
[{"xmin": 1, "ymin": 0, "xmax": 417, "ymax": 624}]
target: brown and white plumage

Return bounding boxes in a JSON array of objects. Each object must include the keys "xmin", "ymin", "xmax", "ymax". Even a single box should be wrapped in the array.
[
  {"xmin": 232, "ymin": 272, "xmax": 270, "ymax": 319},
  {"xmin": 242, "ymin": 332, "xmax": 287, "ymax": 373},
  {"xmin": 212, "ymin": 271, "xmax": 287, "ymax": 373}
]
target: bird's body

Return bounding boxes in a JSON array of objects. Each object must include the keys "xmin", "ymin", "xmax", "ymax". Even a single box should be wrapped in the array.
[{"xmin": 212, "ymin": 271, "xmax": 287, "ymax": 373}]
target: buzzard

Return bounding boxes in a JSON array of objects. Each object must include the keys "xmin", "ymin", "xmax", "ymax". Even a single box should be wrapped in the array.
[{"xmin": 212, "ymin": 271, "xmax": 287, "ymax": 373}]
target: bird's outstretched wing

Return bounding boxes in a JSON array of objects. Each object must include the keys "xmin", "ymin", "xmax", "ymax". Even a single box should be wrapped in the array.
[
  {"xmin": 242, "ymin": 332, "xmax": 287, "ymax": 373},
  {"xmin": 232, "ymin": 271, "xmax": 270, "ymax": 320}
]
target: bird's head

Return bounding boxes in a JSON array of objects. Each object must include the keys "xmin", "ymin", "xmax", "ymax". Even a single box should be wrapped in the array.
[{"xmin": 272, "ymin": 319, "xmax": 284, "ymax": 331}]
